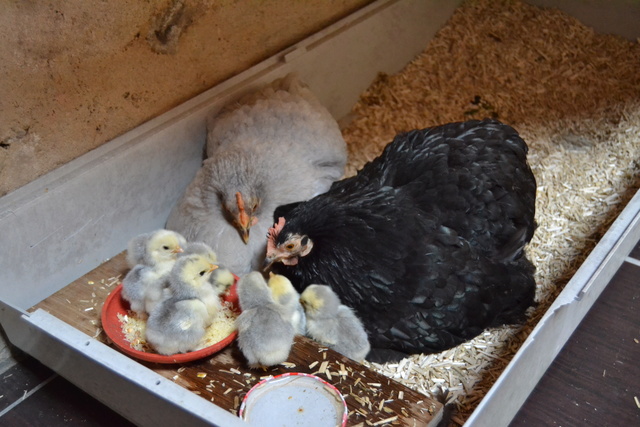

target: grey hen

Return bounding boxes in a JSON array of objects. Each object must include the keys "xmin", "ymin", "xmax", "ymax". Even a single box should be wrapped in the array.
[{"xmin": 166, "ymin": 73, "xmax": 347, "ymax": 274}]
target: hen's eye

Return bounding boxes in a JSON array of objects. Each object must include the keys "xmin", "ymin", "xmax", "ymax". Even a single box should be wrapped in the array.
[{"xmin": 286, "ymin": 243, "xmax": 295, "ymax": 250}]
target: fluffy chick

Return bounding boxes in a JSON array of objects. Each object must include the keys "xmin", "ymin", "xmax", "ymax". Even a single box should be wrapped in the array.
[
  {"xmin": 182, "ymin": 242, "xmax": 236, "ymax": 296},
  {"xmin": 125, "ymin": 229, "xmax": 186, "ymax": 268},
  {"xmin": 171, "ymin": 253, "xmax": 222, "ymax": 319},
  {"xmin": 235, "ymin": 272, "xmax": 295, "ymax": 367},
  {"xmin": 267, "ymin": 272, "xmax": 306, "ymax": 335},
  {"xmin": 165, "ymin": 73, "xmax": 347, "ymax": 274},
  {"xmin": 145, "ymin": 254, "xmax": 219, "ymax": 355},
  {"xmin": 300, "ymin": 285, "xmax": 370, "ymax": 362},
  {"xmin": 121, "ymin": 229, "xmax": 186, "ymax": 316},
  {"xmin": 145, "ymin": 298, "xmax": 210, "ymax": 355}
]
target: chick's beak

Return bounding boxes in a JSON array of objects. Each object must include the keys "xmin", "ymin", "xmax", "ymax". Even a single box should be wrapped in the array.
[
  {"xmin": 172, "ymin": 246, "xmax": 184, "ymax": 254},
  {"xmin": 208, "ymin": 264, "xmax": 219, "ymax": 273}
]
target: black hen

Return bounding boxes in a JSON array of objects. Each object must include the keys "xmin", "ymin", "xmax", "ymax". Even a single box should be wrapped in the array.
[{"xmin": 264, "ymin": 119, "xmax": 537, "ymax": 363}]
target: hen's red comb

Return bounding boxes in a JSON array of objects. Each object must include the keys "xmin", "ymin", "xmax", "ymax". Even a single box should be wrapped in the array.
[{"xmin": 266, "ymin": 217, "xmax": 286, "ymax": 253}]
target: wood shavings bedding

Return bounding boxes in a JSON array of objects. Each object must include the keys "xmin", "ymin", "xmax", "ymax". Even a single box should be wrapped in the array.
[{"xmin": 340, "ymin": 0, "xmax": 640, "ymax": 424}]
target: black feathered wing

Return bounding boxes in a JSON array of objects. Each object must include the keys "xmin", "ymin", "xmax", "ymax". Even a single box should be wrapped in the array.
[{"xmin": 354, "ymin": 119, "xmax": 537, "ymax": 262}]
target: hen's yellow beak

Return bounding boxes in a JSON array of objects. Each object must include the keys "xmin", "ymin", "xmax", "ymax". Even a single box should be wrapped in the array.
[
  {"xmin": 236, "ymin": 192, "xmax": 256, "ymax": 244},
  {"xmin": 237, "ymin": 213, "xmax": 251, "ymax": 244}
]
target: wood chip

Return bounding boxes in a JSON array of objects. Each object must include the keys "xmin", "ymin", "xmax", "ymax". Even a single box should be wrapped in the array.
[
  {"xmin": 373, "ymin": 416, "xmax": 398, "ymax": 425},
  {"xmin": 319, "ymin": 360, "xmax": 329, "ymax": 375}
]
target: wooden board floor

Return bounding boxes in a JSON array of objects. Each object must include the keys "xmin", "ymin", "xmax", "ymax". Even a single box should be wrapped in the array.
[
  {"xmin": 0, "ymin": 353, "xmax": 135, "ymax": 426},
  {"xmin": 23, "ymin": 251, "xmax": 443, "ymax": 426},
  {"xmin": 510, "ymin": 243, "xmax": 640, "ymax": 426}
]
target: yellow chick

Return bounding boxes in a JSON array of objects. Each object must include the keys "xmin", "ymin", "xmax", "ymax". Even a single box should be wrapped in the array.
[
  {"xmin": 267, "ymin": 272, "xmax": 306, "ymax": 335},
  {"xmin": 145, "ymin": 253, "xmax": 219, "ymax": 355},
  {"xmin": 300, "ymin": 284, "xmax": 370, "ymax": 362},
  {"xmin": 121, "ymin": 229, "xmax": 186, "ymax": 317},
  {"xmin": 182, "ymin": 241, "xmax": 235, "ymax": 296},
  {"xmin": 235, "ymin": 272, "xmax": 296, "ymax": 368}
]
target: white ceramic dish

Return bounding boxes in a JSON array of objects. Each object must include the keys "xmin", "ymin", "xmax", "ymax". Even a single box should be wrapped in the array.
[{"xmin": 239, "ymin": 373, "xmax": 348, "ymax": 427}]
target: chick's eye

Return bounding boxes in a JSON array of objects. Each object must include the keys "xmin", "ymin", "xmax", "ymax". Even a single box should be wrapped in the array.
[
  {"xmin": 199, "ymin": 270, "xmax": 206, "ymax": 276},
  {"xmin": 163, "ymin": 245, "xmax": 170, "ymax": 250}
]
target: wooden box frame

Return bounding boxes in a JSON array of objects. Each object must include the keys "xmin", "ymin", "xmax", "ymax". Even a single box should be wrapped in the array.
[{"xmin": 1, "ymin": 1, "xmax": 639, "ymax": 425}]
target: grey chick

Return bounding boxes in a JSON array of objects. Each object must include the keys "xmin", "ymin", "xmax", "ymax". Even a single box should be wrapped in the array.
[
  {"xmin": 145, "ymin": 253, "xmax": 219, "ymax": 355},
  {"xmin": 165, "ymin": 73, "xmax": 347, "ymax": 274},
  {"xmin": 121, "ymin": 229, "xmax": 186, "ymax": 317},
  {"xmin": 267, "ymin": 272, "xmax": 306, "ymax": 335},
  {"xmin": 300, "ymin": 284, "xmax": 371, "ymax": 362},
  {"xmin": 235, "ymin": 271, "xmax": 296, "ymax": 367},
  {"xmin": 182, "ymin": 242, "xmax": 236, "ymax": 296},
  {"xmin": 145, "ymin": 298, "xmax": 209, "ymax": 355}
]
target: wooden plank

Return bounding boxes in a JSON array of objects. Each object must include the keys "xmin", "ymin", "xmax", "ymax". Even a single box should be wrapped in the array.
[
  {"xmin": 0, "ymin": 374, "xmax": 137, "ymax": 427},
  {"xmin": 629, "ymin": 240, "xmax": 640, "ymax": 260},
  {"xmin": 31, "ymin": 254, "xmax": 443, "ymax": 426}
]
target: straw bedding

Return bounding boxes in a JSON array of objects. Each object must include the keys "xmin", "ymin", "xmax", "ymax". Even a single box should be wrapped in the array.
[{"xmin": 339, "ymin": 0, "xmax": 640, "ymax": 423}]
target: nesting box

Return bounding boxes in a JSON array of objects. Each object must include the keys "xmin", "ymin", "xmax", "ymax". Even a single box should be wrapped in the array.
[{"xmin": 1, "ymin": 0, "xmax": 639, "ymax": 426}]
